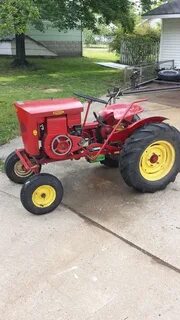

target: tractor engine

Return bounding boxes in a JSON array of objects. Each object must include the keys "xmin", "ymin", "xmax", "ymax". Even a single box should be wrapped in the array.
[
  {"xmin": 43, "ymin": 116, "xmax": 83, "ymax": 160},
  {"xmin": 15, "ymin": 98, "xmax": 84, "ymax": 159}
]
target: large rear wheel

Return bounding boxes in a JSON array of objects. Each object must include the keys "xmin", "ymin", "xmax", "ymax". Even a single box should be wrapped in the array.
[{"xmin": 119, "ymin": 123, "xmax": 180, "ymax": 192}]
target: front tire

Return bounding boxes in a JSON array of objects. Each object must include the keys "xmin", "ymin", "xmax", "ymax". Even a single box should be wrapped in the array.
[
  {"xmin": 5, "ymin": 151, "xmax": 41, "ymax": 184},
  {"xmin": 119, "ymin": 123, "xmax": 180, "ymax": 193},
  {"xmin": 20, "ymin": 173, "xmax": 64, "ymax": 215}
]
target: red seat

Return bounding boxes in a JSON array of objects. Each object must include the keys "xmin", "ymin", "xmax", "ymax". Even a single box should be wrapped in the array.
[{"xmin": 99, "ymin": 103, "xmax": 143, "ymax": 120}]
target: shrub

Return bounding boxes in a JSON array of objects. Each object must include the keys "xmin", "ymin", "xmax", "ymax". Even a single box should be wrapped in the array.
[{"xmin": 110, "ymin": 23, "xmax": 161, "ymax": 65}]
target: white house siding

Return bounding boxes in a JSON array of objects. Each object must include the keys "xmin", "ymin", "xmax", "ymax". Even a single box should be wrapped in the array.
[
  {"xmin": 160, "ymin": 18, "xmax": 180, "ymax": 68},
  {"xmin": 0, "ymin": 42, "xmax": 12, "ymax": 55},
  {"xmin": 28, "ymin": 24, "xmax": 82, "ymax": 56},
  {"xmin": 0, "ymin": 24, "xmax": 82, "ymax": 57},
  {"xmin": 11, "ymin": 37, "xmax": 57, "ymax": 56}
]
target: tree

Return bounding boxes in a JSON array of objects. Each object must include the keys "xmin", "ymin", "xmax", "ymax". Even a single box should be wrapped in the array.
[
  {"xmin": 84, "ymin": 29, "xmax": 97, "ymax": 47},
  {"xmin": 140, "ymin": 0, "xmax": 165, "ymax": 12},
  {"xmin": 0, "ymin": 0, "xmax": 165, "ymax": 67},
  {"xmin": 0, "ymin": 0, "xmax": 40, "ymax": 66}
]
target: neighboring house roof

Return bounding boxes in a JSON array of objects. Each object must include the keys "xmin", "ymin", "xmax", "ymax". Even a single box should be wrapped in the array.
[{"xmin": 143, "ymin": 0, "xmax": 180, "ymax": 18}]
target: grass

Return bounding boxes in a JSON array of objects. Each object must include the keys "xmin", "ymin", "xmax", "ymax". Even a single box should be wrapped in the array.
[
  {"xmin": 0, "ymin": 160, "xmax": 4, "ymax": 171},
  {"xmin": 83, "ymin": 47, "xmax": 118, "ymax": 61},
  {"xmin": 0, "ymin": 49, "xmax": 122, "ymax": 145}
]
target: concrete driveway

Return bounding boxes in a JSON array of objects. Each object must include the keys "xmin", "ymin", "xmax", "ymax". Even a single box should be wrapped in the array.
[{"xmin": 0, "ymin": 94, "xmax": 180, "ymax": 319}]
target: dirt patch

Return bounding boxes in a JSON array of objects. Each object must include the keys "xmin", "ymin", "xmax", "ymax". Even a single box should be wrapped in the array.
[{"xmin": 42, "ymin": 88, "xmax": 63, "ymax": 93}]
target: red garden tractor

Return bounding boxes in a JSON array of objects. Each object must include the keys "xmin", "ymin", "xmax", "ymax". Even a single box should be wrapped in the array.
[{"xmin": 5, "ymin": 93, "xmax": 180, "ymax": 215}]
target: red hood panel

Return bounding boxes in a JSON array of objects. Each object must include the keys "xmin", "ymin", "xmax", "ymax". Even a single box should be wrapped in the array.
[{"xmin": 15, "ymin": 98, "xmax": 83, "ymax": 115}]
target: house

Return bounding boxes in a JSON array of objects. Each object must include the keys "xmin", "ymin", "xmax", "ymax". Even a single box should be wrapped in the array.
[
  {"xmin": 0, "ymin": 23, "xmax": 82, "ymax": 57},
  {"xmin": 144, "ymin": 0, "xmax": 180, "ymax": 67},
  {"xmin": 0, "ymin": 35, "xmax": 57, "ymax": 57}
]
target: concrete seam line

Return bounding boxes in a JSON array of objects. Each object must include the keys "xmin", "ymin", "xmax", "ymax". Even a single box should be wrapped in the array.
[
  {"xmin": 61, "ymin": 202, "xmax": 180, "ymax": 275},
  {"xmin": 1, "ymin": 189, "xmax": 179, "ymax": 275},
  {"xmin": 0, "ymin": 189, "xmax": 19, "ymax": 199}
]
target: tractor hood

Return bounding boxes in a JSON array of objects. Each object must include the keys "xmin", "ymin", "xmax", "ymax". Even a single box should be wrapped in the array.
[{"xmin": 15, "ymin": 98, "xmax": 83, "ymax": 117}]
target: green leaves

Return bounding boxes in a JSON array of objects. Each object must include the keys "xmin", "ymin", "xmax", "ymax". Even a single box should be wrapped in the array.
[
  {"xmin": 141, "ymin": 0, "xmax": 165, "ymax": 12},
  {"xmin": 0, "ymin": 0, "xmax": 165, "ymax": 39},
  {"xmin": 0, "ymin": 0, "xmax": 40, "ymax": 36},
  {"xmin": 110, "ymin": 22, "xmax": 160, "ymax": 65},
  {"xmin": 0, "ymin": 0, "xmax": 133, "ymax": 38}
]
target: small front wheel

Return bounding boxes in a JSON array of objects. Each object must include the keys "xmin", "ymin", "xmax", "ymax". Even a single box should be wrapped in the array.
[
  {"xmin": 20, "ymin": 173, "xmax": 64, "ymax": 215},
  {"xmin": 5, "ymin": 151, "xmax": 41, "ymax": 184}
]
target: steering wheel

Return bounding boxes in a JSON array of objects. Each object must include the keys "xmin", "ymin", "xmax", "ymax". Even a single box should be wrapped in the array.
[
  {"xmin": 93, "ymin": 112, "xmax": 106, "ymax": 126},
  {"xmin": 74, "ymin": 92, "xmax": 108, "ymax": 104}
]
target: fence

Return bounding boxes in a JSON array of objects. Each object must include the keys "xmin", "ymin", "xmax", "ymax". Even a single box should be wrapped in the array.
[
  {"xmin": 123, "ymin": 60, "xmax": 175, "ymax": 88},
  {"xmin": 120, "ymin": 37, "xmax": 160, "ymax": 66}
]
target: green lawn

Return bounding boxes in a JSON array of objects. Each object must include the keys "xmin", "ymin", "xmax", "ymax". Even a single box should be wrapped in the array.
[
  {"xmin": 83, "ymin": 47, "xmax": 118, "ymax": 61},
  {"xmin": 0, "ymin": 49, "xmax": 122, "ymax": 145}
]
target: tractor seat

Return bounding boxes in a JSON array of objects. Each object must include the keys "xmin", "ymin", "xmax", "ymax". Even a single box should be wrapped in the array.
[{"xmin": 99, "ymin": 103, "xmax": 143, "ymax": 120}]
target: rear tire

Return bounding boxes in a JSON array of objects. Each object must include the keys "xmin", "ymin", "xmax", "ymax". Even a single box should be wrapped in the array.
[
  {"xmin": 158, "ymin": 69, "xmax": 180, "ymax": 82},
  {"xmin": 100, "ymin": 155, "xmax": 119, "ymax": 168},
  {"xmin": 119, "ymin": 123, "xmax": 180, "ymax": 192},
  {"xmin": 5, "ymin": 151, "xmax": 41, "ymax": 184},
  {"xmin": 21, "ymin": 173, "xmax": 64, "ymax": 215}
]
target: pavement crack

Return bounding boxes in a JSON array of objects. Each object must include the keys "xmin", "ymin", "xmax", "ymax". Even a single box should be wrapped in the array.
[
  {"xmin": 1, "ymin": 189, "xmax": 180, "ymax": 276},
  {"xmin": 0, "ymin": 189, "xmax": 19, "ymax": 199},
  {"xmin": 62, "ymin": 202, "xmax": 180, "ymax": 276}
]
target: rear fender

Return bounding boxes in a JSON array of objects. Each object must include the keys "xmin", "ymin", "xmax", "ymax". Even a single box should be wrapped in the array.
[
  {"xmin": 109, "ymin": 116, "xmax": 167, "ymax": 143},
  {"xmin": 129, "ymin": 116, "xmax": 167, "ymax": 131}
]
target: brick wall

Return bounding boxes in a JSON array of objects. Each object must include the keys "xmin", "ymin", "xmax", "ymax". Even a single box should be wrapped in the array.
[{"xmin": 41, "ymin": 41, "xmax": 82, "ymax": 57}]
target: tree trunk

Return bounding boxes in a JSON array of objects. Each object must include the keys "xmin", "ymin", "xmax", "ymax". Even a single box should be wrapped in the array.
[{"xmin": 12, "ymin": 34, "xmax": 28, "ymax": 67}]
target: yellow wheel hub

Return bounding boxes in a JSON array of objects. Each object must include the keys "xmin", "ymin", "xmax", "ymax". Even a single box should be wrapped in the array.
[
  {"xmin": 140, "ymin": 140, "xmax": 175, "ymax": 181},
  {"xmin": 32, "ymin": 185, "xmax": 56, "ymax": 208}
]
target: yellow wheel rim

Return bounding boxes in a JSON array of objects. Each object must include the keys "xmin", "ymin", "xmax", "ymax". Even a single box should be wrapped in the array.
[
  {"xmin": 139, "ymin": 140, "xmax": 175, "ymax": 181},
  {"xmin": 32, "ymin": 185, "xmax": 56, "ymax": 208}
]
